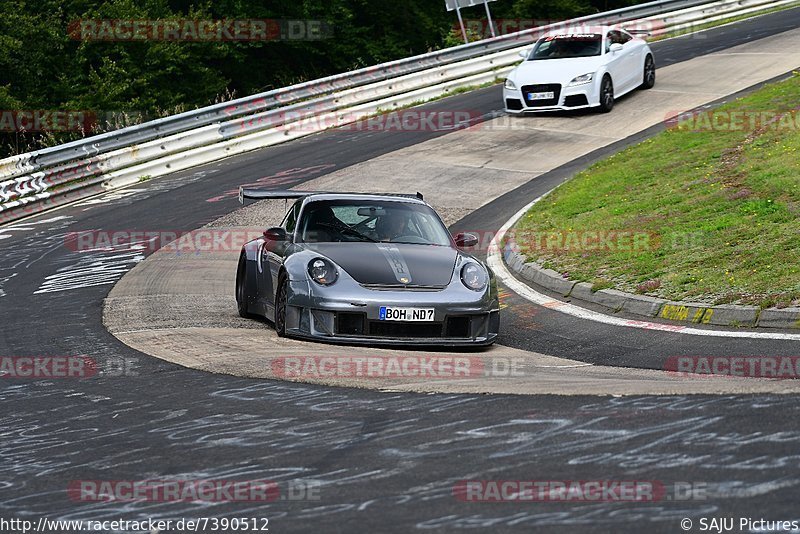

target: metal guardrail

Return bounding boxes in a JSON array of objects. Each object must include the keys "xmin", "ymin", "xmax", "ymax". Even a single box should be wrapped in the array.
[{"xmin": 0, "ymin": 0, "xmax": 789, "ymax": 224}]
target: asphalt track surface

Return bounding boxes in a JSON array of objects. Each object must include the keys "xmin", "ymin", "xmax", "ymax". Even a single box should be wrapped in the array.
[{"xmin": 1, "ymin": 10, "xmax": 800, "ymax": 533}]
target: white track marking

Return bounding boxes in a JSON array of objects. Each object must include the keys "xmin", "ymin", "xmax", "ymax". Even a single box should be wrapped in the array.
[
  {"xmin": 487, "ymin": 195, "xmax": 800, "ymax": 341},
  {"xmin": 0, "ymin": 215, "xmax": 73, "ymax": 240}
]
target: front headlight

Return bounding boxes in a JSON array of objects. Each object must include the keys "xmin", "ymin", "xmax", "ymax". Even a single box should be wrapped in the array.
[
  {"xmin": 308, "ymin": 258, "xmax": 338, "ymax": 286},
  {"xmin": 504, "ymin": 78, "xmax": 517, "ymax": 90},
  {"xmin": 568, "ymin": 73, "xmax": 594, "ymax": 86},
  {"xmin": 461, "ymin": 263, "xmax": 488, "ymax": 291}
]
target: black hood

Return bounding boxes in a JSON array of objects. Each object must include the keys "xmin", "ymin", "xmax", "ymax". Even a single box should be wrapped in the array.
[{"xmin": 304, "ymin": 243, "xmax": 457, "ymax": 286}]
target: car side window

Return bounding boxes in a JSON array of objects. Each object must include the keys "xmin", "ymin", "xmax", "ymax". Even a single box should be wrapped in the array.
[
  {"xmin": 605, "ymin": 32, "xmax": 615, "ymax": 53},
  {"xmin": 281, "ymin": 200, "xmax": 301, "ymax": 234},
  {"xmin": 534, "ymin": 39, "xmax": 553, "ymax": 58},
  {"xmin": 618, "ymin": 30, "xmax": 633, "ymax": 44}
]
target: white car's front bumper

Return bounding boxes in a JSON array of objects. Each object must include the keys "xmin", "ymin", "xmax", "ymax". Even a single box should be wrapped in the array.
[{"xmin": 503, "ymin": 80, "xmax": 599, "ymax": 113}]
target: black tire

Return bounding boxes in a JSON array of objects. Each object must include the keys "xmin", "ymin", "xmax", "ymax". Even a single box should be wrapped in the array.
[
  {"xmin": 275, "ymin": 274, "xmax": 288, "ymax": 337},
  {"xmin": 641, "ymin": 54, "xmax": 655, "ymax": 89},
  {"xmin": 235, "ymin": 253, "xmax": 249, "ymax": 318},
  {"xmin": 598, "ymin": 75, "xmax": 614, "ymax": 113}
]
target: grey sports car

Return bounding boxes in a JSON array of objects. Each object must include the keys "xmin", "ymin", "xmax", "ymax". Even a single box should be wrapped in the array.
[{"xmin": 235, "ymin": 189, "xmax": 499, "ymax": 346}]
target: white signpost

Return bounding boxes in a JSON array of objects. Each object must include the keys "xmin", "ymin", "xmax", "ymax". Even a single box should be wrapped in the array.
[{"xmin": 445, "ymin": 0, "xmax": 497, "ymax": 43}]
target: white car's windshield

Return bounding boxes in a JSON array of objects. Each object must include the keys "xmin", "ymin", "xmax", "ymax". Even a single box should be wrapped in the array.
[
  {"xmin": 299, "ymin": 199, "xmax": 452, "ymax": 246},
  {"xmin": 529, "ymin": 33, "xmax": 602, "ymax": 59}
]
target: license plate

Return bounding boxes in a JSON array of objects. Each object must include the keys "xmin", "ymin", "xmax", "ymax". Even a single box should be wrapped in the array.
[
  {"xmin": 528, "ymin": 91, "xmax": 554, "ymax": 100},
  {"xmin": 379, "ymin": 306, "xmax": 435, "ymax": 322}
]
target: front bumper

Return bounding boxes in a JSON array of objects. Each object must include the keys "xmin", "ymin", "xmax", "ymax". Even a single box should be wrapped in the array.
[
  {"xmin": 284, "ymin": 279, "xmax": 500, "ymax": 346},
  {"xmin": 504, "ymin": 82, "xmax": 597, "ymax": 113}
]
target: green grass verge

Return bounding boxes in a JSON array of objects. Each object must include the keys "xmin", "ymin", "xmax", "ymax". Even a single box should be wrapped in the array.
[{"xmin": 514, "ymin": 72, "xmax": 800, "ymax": 308}]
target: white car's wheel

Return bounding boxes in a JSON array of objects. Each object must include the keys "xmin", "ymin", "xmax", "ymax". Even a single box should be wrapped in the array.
[
  {"xmin": 641, "ymin": 55, "xmax": 655, "ymax": 89},
  {"xmin": 598, "ymin": 75, "xmax": 614, "ymax": 113}
]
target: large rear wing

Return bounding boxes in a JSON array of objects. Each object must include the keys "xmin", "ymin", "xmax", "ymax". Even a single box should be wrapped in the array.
[{"xmin": 238, "ymin": 188, "xmax": 424, "ymax": 204}]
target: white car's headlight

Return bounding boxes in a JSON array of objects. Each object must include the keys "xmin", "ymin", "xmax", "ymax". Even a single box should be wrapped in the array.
[
  {"xmin": 461, "ymin": 263, "xmax": 488, "ymax": 291},
  {"xmin": 568, "ymin": 73, "xmax": 594, "ymax": 86},
  {"xmin": 308, "ymin": 258, "xmax": 338, "ymax": 286},
  {"xmin": 504, "ymin": 78, "xmax": 517, "ymax": 90}
]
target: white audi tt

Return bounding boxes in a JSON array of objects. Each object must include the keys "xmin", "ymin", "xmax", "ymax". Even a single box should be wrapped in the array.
[{"xmin": 503, "ymin": 27, "xmax": 655, "ymax": 113}]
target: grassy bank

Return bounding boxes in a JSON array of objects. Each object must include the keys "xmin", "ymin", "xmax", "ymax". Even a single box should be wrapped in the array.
[{"xmin": 514, "ymin": 72, "xmax": 800, "ymax": 308}]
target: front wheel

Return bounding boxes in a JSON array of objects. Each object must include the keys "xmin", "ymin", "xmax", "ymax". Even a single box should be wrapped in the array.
[
  {"xmin": 598, "ymin": 76, "xmax": 614, "ymax": 113},
  {"xmin": 641, "ymin": 55, "xmax": 655, "ymax": 89},
  {"xmin": 275, "ymin": 275, "xmax": 288, "ymax": 337}
]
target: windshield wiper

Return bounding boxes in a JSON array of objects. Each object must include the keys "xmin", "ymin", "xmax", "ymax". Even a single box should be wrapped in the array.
[{"xmin": 319, "ymin": 222, "xmax": 378, "ymax": 242}]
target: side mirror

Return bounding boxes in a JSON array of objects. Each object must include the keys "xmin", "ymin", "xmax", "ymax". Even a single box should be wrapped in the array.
[
  {"xmin": 518, "ymin": 49, "xmax": 529, "ymax": 59},
  {"xmin": 263, "ymin": 227, "xmax": 288, "ymax": 241},
  {"xmin": 609, "ymin": 43, "xmax": 623, "ymax": 53},
  {"xmin": 454, "ymin": 232, "xmax": 479, "ymax": 248}
]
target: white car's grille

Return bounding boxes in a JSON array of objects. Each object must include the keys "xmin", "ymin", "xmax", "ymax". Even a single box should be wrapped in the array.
[{"xmin": 521, "ymin": 84, "xmax": 561, "ymax": 107}]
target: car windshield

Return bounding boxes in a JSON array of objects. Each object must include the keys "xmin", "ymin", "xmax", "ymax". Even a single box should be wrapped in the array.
[
  {"xmin": 298, "ymin": 199, "xmax": 452, "ymax": 246},
  {"xmin": 529, "ymin": 33, "xmax": 602, "ymax": 59}
]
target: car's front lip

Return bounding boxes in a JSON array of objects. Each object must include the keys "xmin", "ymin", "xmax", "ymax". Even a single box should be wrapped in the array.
[
  {"xmin": 505, "ymin": 103, "xmax": 593, "ymax": 113},
  {"xmin": 284, "ymin": 329, "xmax": 498, "ymax": 347}
]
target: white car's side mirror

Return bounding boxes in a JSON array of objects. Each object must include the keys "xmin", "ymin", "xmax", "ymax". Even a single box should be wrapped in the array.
[
  {"xmin": 518, "ymin": 49, "xmax": 529, "ymax": 59},
  {"xmin": 609, "ymin": 43, "xmax": 623, "ymax": 53}
]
